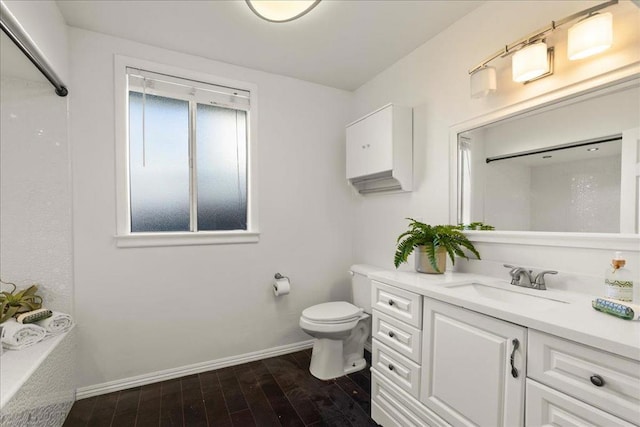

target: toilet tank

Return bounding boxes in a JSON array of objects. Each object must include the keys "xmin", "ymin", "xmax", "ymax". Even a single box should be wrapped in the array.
[{"xmin": 350, "ymin": 264, "xmax": 382, "ymax": 313}]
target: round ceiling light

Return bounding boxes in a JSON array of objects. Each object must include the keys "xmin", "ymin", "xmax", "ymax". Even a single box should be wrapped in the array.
[{"xmin": 246, "ymin": 0, "xmax": 321, "ymax": 23}]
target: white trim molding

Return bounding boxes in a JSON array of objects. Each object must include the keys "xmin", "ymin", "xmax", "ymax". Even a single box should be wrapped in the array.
[
  {"xmin": 75, "ymin": 340, "xmax": 314, "ymax": 400},
  {"xmin": 464, "ymin": 231, "xmax": 640, "ymax": 252},
  {"xmin": 115, "ymin": 231, "xmax": 260, "ymax": 248}
]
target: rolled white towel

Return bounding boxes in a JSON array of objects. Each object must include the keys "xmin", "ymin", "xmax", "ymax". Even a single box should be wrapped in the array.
[
  {"xmin": 35, "ymin": 311, "xmax": 74, "ymax": 336},
  {"xmin": 1, "ymin": 318, "xmax": 46, "ymax": 350}
]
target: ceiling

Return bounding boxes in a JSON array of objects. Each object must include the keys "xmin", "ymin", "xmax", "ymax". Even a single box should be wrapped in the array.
[{"xmin": 55, "ymin": 0, "xmax": 483, "ymax": 91}]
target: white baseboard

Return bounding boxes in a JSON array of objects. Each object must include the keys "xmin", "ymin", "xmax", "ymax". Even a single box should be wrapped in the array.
[{"xmin": 75, "ymin": 339, "xmax": 314, "ymax": 400}]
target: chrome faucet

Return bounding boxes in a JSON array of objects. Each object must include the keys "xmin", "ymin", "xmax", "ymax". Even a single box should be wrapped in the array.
[{"xmin": 504, "ymin": 265, "xmax": 557, "ymax": 290}]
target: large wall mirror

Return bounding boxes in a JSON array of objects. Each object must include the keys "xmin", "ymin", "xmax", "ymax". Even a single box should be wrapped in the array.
[{"xmin": 451, "ymin": 73, "xmax": 640, "ymax": 250}]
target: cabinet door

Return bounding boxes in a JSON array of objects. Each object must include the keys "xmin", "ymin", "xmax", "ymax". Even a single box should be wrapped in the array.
[
  {"xmin": 526, "ymin": 379, "xmax": 637, "ymax": 427},
  {"xmin": 346, "ymin": 105, "xmax": 393, "ymax": 179},
  {"xmin": 421, "ymin": 299, "xmax": 526, "ymax": 427}
]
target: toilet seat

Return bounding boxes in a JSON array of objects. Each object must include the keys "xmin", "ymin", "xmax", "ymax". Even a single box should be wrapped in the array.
[{"xmin": 301, "ymin": 301, "xmax": 362, "ymax": 324}]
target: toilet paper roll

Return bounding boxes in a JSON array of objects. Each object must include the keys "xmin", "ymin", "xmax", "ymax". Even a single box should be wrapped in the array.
[{"xmin": 273, "ymin": 278, "xmax": 290, "ymax": 296}]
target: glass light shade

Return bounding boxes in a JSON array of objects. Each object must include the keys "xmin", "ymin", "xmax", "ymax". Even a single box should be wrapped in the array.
[
  {"xmin": 512, "ymin": 42, "xmax": 549, "ymax": 83},
  {"xmin": 470, "ymin": 66, "xmax": 497, "ymax": 98},
  {"xmin": 246, "ymin": 0, "xmax": 320, "ymax": 23},
  {"xmin": 568, "ymin": 12, "xmax": 613, "ymax": 60}
]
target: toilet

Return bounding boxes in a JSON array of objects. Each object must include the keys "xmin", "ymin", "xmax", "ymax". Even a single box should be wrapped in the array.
[{"xmin": 299, "ymin": 264, "xmax": 378, "ymax": 380}]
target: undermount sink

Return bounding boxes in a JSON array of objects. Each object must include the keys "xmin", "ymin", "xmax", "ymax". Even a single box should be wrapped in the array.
[{"xmin": 448, "ymin": 282, "xmax": 570, "ymax": 310}]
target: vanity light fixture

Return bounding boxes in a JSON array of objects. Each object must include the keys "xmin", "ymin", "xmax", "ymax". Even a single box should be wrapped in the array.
[
  {"xmin": 512, "ymin": 42, "xmax": 553, "ymax": 83},
  {"xmin": 245, "ymin": 0, "xmax": 321, "ymax": 23},
  {"xmin": 568, "ymin": 12, "xmax": 613, "ymax": 60},
  {"xmin": 468, "ymin": 0, "xmax": 617, "ymax": 97},
  {"xmin": 470, "ymin": 66, "xmax": 497, "ymax": 98}
]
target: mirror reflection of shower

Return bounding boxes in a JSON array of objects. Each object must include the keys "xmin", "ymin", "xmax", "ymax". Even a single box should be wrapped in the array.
[
  {"xmin": 457, "ymin": 81, "xmax": 639, "ymax": 234},
  {"xmin": 460, "ymin": 135, "xmax": 623, "ymax": 233}
]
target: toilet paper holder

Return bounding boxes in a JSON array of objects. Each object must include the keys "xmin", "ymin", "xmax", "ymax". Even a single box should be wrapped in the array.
[
  {"xmin": 274, "ymin": 272, "xmax": 289, "ymax": 280},
  {"xmin": 273, "ymin": 273, "xmax": 291, "ymax": 296}
]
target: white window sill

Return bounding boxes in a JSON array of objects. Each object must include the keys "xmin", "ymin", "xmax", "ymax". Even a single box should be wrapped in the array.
[{"xmin": 115, "ymin": 231, "xmax": 260, "ymax": 248}]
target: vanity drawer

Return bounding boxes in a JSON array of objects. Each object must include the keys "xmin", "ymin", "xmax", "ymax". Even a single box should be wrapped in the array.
[
  {"xmin": 373, "ymin": 340, "xmax": 421, "ymax": 398},
  {"xmin": 526, "ymin": 379, "xmax": 636, "ymax": 427},
  {"xmin": 372, "ymin": 371, "xmax": 448, "ymax": 427},
  {"xmin": 372, "ymin": 280, "xmax": 422, "ymax": 328},
  {"xmin": 528, "ymin": 330, "xmax": 640, "ymax": 424},
  {"xmin": 373, "ymin": 309, "xmax": 422, "ymax": 363}
]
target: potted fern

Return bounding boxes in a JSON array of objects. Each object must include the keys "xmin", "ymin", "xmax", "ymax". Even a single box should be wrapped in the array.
[{"xmin": 394, "ymin": 218, "xmax": 481, "ymax": 274}]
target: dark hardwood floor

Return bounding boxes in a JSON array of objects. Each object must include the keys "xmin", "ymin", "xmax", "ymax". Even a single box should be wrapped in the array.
[{"xmin": 63, "ymin": 349, "xmax": 378, "ymax": 427}]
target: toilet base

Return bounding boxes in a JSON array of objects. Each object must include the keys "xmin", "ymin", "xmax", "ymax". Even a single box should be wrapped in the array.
[
  {"xmin": 309, "ymin": 345, "xmax": 367, "ymax": 380},
  {"xmin": 344, "ymin": 357, "xmax": 366, "ymax": 375},
  {"xmin": 307, "ymin": 316, "xmax": 369, "ymax": 380},
  {"xmin": 309, "ymin": 338, "xmax": 346, "ymax": 380}
]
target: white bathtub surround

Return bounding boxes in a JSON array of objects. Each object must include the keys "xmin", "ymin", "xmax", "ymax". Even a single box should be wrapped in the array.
[
  {"xmin": 1, "ymin": 319, "xmax": 47, "ymax": 350},
  {"xmin": 0, "ymin": 77, "xmax": 73, "ymax": 316},
  {"xmin": 0, "ymin": 329, "xmax": 75, "ymax": 425},
  {"xmin": 1, "ymin": 2, "xmax": 74, "ymax": 422}
]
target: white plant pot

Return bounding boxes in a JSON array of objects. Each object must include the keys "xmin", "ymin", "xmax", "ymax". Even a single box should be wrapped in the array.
[{"xmin": 415, "ymin": 246, "xmax": 446, "ymax": 274}]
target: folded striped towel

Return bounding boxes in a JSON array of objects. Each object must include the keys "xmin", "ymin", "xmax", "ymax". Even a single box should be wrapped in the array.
[
  {"xmin": 35, "ymin": 311, "xmax": 74, "ymax": 335},
  {"xmin": 1, "ymin": 318, "xmax": 46, "ymax": 350}
]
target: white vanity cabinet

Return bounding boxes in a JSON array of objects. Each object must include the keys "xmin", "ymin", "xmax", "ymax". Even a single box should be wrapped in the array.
[
  {"xmin": 371, "ymin": 280, "xmax": 446, "ymax": 426},
  {"xmin": 420, "ymin": 298, "xmax": 527, "ymax": 427},
  {"xmin": 371, "ymin": 285, "xmax": 527, "ymax": 427},
  {"xmin": 369, "ymin": 275, "xmax": 640, "ymax": 427},
  {"xmin": 526, "ymin": 330, "xmax": 640, "ymax": 426}
]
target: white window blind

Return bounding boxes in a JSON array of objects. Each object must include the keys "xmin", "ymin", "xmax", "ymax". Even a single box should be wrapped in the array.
[
  {"xmin": 126, "ymin": 67, "xmax": 250, "ymax": 233},
  {"xmin": 126, "ymin": 67, "xmax": 250, "ymax": 110}
]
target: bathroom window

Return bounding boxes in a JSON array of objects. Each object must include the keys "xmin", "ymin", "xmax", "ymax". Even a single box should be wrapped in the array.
[{"xmin": 115, "ymin": 58, "xmax": 258, "ymax": 247}]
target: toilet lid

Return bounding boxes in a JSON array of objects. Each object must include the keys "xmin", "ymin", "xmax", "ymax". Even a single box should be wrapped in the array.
[{"xmin": 302, "ymin": 302, "xmax": 362, "ymax": 323}]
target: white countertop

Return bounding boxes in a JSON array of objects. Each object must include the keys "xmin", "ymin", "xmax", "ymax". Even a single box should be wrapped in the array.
[{"xmin": 369, "ymin": 270, "xmax": 640, "ymax": 362}]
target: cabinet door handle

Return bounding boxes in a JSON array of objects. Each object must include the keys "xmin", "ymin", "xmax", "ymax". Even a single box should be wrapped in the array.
[
  {"xmin": 388, "ymin": 331, "xmax": 395, "ymax": 338},
  {"xmin": 388, "ymin": 364, "xmax": 394, "ymax": 371},
  {"xmin": 510, "ymin": 338, "xmax": 519, "ymax": 378},
  {"xmin": 388, "ymin": 299, "xmax": 394, "ymax": 306},
  {"xmin": 590, "ymin": 375, "xmax": 605, "ymax": 387}
]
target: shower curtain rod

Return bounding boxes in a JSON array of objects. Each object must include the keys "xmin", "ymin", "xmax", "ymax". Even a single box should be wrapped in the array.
[{"xmin": 0, "ymin": 1, "xmax": 68, "ymax": 97}]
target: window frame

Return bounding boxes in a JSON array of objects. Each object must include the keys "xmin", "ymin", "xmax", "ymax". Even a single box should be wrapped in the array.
[{"xmin": 114, "ymin": 55, "xmax": 259, "ymax": 247}]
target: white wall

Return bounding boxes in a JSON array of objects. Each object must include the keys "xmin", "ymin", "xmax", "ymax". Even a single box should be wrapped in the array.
[
  {"xmin": 351, "ymin": 1, "xmax": 640, "ymax": 291},
  {"xmin": 69, "ymin": 28, "xmax": 355, "ymax": 389},
  {"xmin": 2, "ymin": 0, "xmax": 69, "ymax": 83}
]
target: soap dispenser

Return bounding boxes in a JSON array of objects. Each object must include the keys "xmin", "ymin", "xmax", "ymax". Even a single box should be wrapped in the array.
[{"xmin": 604, "ymin": 251, "xmax": 634, "ymax": 302}]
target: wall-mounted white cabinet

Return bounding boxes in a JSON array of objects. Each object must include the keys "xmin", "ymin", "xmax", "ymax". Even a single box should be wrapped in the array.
[{"xmin": 346, "ymin": 104, "xmax": 412, "ymax": 194}]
